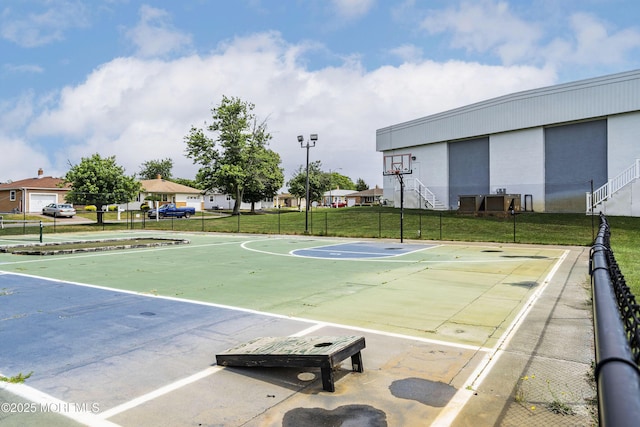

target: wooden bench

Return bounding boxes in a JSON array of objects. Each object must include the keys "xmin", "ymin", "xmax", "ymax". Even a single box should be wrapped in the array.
[{"xmin": 215, "ymin": 336, "xmax": 365, "ymax": 392}]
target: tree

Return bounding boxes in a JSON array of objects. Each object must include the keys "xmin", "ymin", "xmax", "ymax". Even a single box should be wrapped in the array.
[
  {"xmin": 287, "ymin": 161, "xmax": 327, "ymax": 207},
  {"xmin": 185, "ymin": 95, "xmax": 282, "ymax": 215},
  {"xmin": 64, "ymin": 154, "xmax": 141, "ymax": 224},
  {"xmin": 139, "ymin": 158, "xmax": 173, "ymax": 180},
  {"xmin": 243, "ymin": 146, "xmax": 284, "ymax": 213},
  {"xmin": 326, "ymin": 172, "xmax": 355, "ymax": 191},
  {"xmin": 356, "ymin": 178, "xmax": 369, "ymax": 191},
  {"xmin": 172, "ymin": 177, "xmax": 201, "ymax": 189}
]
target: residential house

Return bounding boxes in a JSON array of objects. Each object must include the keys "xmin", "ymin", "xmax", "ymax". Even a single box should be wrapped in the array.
[
  {"xmin": 273, "ymin": 193, "xmax": 299, "ymax": 209},
  {"xmin": 346, "ymin": 186, "xmax": 383, "ymax": 206},
  {"xmin": 204, "ymin": 190, "xmax": 276, "ymax": 211},
  {"xmin": 0, "ymin": 168, "xmax": 71, "ymax": 213},
  {"xmin": 137, "ymin": 176, "xmax": 203, "ymax": 211},
  {"xmin": 322, "ymin": 189, "xmax": 354, "ymax": 207}
]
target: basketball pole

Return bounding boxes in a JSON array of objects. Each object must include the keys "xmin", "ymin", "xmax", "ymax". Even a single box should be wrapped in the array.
[{"xmin": 397, "ymin": 171, "xmax": 404, "ymax": 243}]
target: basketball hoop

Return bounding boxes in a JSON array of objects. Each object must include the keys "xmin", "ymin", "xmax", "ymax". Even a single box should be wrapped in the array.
[{"xmin": 382, "ymin": 153, "xmax": 412, "ymax": 176}]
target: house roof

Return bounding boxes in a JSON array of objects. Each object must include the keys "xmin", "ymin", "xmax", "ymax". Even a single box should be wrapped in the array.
[
  {"xmin": 0, "ymin": 176, "xmax": 70, "ymax": 190},
  {"xmin": 346, "ymin": 187, "xmax": 383, "ymax": 197},
  {"xmin": 323, "ymin": 189, "xmax": 354, "ymax": 197},
  {"xmin": 140, "ymin": 178, "xmax": 202, "ymax": 194}
]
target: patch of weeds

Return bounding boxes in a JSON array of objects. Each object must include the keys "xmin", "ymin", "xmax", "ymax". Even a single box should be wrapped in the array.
[
  {"xmin": 547, "ymin": 399, "xmax": 575, "ymax": 415},
  {"xmin": 515, "ymin": 374, "xmax": 580, "ymax": 415},
  {"xmin": 514, "ymin": 374, "xmax": 537, "ymax": 412},
  {"xmin": 0, "ymin": 371, "xmax": 33, "ymax": 383},
  {"xmin": 585, "ymin": 360, "xmax": 598, "ymax": 425},
  {"xmin": 544, "ymin": 378, "xmax": 576, "ymax": 416}
]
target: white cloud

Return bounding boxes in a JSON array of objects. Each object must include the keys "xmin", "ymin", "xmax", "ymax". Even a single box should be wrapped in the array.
[
  {"xmin": 0, "ymin": 134, "xmax": 52, "ymax": 182},
  {"xmin": 25, "ymin": 32, "xmax": 555, "ymax": 188},
  {"xmin": 419, "ymin": 0, "xmax": 640, "ymax": 71},
  {"xmin": 421, "ymin": 0, "xmax": 542, "ymax": 65},
  {"xmin": 546, "ymin": 12, "xmax": 640, "ymax": 67},
  {"xmin": 387, "ymin": 44, "xmax": 424, "ymax": 63},
  {"xmin": 0, "ymin": 92, "xmax": 34, "ymax": 132},
  {"xmin": 331, "ymin": 0, "xmax": 376, "ymax": 20},
  {"xmin": 124, "ymin": 5, "xmax": 193, "ymax": 58},
  {"xmin": 0, "ymin": 1, "xmax": 90, "ymax": 47},
  {"xmin": 2, "ymin": 64, "xmax": 44, "ymax": 74}
]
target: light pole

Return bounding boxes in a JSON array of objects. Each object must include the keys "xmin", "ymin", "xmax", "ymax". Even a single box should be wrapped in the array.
[
  {"xmin": 329, "ymin": 168, "xmax": 341, "ymax": 207},
  {"xmin": 298, "ymin": 134, "xmax": 317, "ymax": 234}
]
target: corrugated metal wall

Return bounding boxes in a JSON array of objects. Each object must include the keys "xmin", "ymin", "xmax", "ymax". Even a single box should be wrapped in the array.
[{"xmin": 377, "ymin": 70, "xmax": 640, "ymax": 152}]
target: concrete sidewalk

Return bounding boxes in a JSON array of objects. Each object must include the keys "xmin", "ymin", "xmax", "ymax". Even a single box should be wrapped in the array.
[{"xmin": 452, "ymin": 246, "xmax": 597, "ymax": 426}]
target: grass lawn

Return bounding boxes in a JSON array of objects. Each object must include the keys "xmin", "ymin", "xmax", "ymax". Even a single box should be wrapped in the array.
[{"xmin": 2, "ymin": 207, "xmax": 638, "ymax": 296}]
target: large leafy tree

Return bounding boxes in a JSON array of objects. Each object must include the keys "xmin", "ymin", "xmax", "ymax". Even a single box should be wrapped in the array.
[
  {"xmin": 139, "ymin": 158, "xmax": 173, "ymax": 180},
  {"xmin": 64, "ymin": 154, "xmax": 141, "ymax": 224},
  {"xmin": 184, "ymin": 95, "xmax": 282, "ymax": 215},
  {"xmin": 287, "ymin": 161, "xmax": 327, "ymax": 207},
  {"xmin": 326, "ymin": 172, "xmax": 355, "ymax": 191},
  {"xmin": 243, "ymin": 145, "xmax": 284, "ymax": 212}
]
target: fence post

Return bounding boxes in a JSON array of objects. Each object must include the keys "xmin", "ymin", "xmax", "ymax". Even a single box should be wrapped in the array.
[{"xmin": 325, "ymin": 212, "xmax": 328, "ymax": 236}]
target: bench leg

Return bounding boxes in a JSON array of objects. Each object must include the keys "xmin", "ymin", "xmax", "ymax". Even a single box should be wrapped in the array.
[
  {"xmin": 351, "ymin": 351, "xmax": 364, "ymax": 372},
  {"xmin": 320, "ymin": 367, "xmax": 335, "ymax": 392}
]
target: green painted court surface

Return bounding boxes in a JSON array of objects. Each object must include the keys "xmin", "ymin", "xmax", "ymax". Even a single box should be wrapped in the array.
[
  {"xmin": 0, "ymin": 231, "xmax": 563, "ymax": 349},
  {"xmin": 0, "ymin": 230, "xmax": 577, "ymax": 426}
]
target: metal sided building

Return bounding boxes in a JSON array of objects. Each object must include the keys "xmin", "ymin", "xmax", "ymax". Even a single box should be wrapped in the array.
[{"xmin": 376, "ymin": 69, "xmax": 640, "ymax": 215}]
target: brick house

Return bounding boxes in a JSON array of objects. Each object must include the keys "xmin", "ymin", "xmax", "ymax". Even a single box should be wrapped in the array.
[
  {"xmin": 345, "ymin": 186, "xmax": 383, "ymax": 206},
  {"xmin": 0, "ymin": 169, "xmax": 71, "ymax": 214}
]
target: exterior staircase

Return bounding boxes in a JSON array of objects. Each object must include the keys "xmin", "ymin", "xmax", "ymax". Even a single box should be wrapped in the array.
[
  {"xmin": 407, "ymin": 178, "xmax": 447, "ymax": 210},
  {"xmin": 587, "ymin": 159, "xmax": 640, "ymax": 213}
]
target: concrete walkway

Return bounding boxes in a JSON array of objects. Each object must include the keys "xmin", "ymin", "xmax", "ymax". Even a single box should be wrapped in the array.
[{"xmin": 451, "ymin": 246, "xmax": 597, "ymax": 426}]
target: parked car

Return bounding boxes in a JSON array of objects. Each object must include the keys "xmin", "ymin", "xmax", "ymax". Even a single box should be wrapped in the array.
[
  {"xmin": 42, "ymin": 203, "xmax": 76, "ymax": 218},
  {"xmin": 147, "ymin": 203, "xmax": 195, "ymax": 219},
  {"xmin": 331, "ymin": 201, "xmax": 347, "ymax": 208}
]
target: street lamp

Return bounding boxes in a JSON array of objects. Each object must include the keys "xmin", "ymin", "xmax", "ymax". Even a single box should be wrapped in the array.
[{"xmin": 298, "ymin": 133, "xmax": 317, "ymax": 234}]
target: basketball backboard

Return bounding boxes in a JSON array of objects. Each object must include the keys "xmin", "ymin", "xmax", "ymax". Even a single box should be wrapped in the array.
[{"xmin": 383, "ymin": 154, "xmax": 412, "ymax": 176}]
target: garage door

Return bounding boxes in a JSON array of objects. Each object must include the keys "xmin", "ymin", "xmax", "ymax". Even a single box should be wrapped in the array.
[
  {"xmin": 30, "ymin": 193, "xmax": 58, "ymax": 213},
  {"xmin": 544, "ymin": 120, "xmax": 607, "ymax": 212},
  {"xmin": 448, "ymin": 137, "xmax": 490, "ymax": 210}
]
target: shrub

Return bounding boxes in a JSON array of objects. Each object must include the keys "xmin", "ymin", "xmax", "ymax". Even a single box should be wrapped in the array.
[{"xmin": 85, "ymin": 205, "xmax": 97, "ymax": 212}]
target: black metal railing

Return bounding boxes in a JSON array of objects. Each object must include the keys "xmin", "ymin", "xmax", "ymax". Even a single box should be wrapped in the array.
[{"xmin": 590, "ymin": 213, "xmax": 640, "ymax": 427}]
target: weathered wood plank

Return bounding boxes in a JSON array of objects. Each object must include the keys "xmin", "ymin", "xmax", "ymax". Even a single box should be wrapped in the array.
[{"xmin": 215, "ymin": 336, "xmax": 366, "ymax": 392}]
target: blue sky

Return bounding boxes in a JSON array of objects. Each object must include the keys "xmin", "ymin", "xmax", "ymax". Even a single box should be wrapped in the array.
[{"xmin": 2, "ymin": 0, "xmax": 640, "ymax": 188}]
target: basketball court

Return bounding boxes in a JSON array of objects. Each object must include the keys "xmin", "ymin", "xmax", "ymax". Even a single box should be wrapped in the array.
[{"xmin": 0, "ymin": 229, "xmax": 595, "ymax": 426}]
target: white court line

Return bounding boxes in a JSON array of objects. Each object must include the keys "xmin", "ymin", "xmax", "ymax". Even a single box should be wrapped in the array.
[
  {"xmin": 0, "ymin": 270, "xmax": 489, "ymax": 423},
  {"xmin": 429, "ymin": 249, "xmax": 570, "ymax": 427},
  {"xmin": 0, "ymin": 241, "xmax": 562, "ymax": 425},
  {"xmin": 0, "ymin": 381, "xmax": 120, "ymax": 427},
  {"xmin": 0, "ymin": 270, "xmax": 487, "ymax": 352},
  {"xmin": 0, "ymin": 239, "xmax": 255, "ymax": 266},
  {"xmin": 241, "ymin": 239, "xmax": 558, "ymax": 263},
  {"xmin": 97, "ymin": 323, "xmax": 334, "ymax": 420}
]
